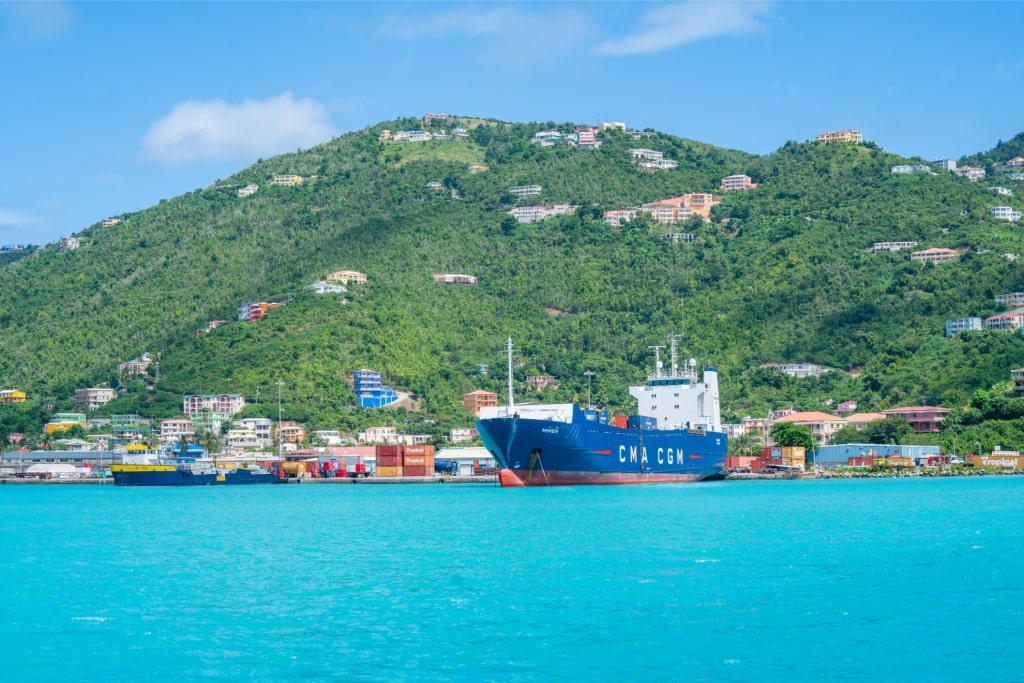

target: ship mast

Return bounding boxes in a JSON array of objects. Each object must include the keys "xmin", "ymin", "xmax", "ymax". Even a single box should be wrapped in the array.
[{"xmin": 506, "ymin": 336, "xmax": 515, "ymax": 410}]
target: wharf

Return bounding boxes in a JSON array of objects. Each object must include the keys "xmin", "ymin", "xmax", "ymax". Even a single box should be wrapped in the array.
[{"xmin": 284, "ymin": 475, "xmax": 498, "ymax": 485}]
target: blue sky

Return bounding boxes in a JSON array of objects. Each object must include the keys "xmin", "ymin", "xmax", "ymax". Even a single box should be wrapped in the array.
[{"xmin": 2, "ymin": 1, "xmax": 1023, "ymax": 246}]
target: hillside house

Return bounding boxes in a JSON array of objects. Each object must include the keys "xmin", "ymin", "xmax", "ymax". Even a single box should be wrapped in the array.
[
  {"xmin": 183, "ymin": 394, "xmax": 245, "ymax": 416},
  {"xmin": 576, "ymin": 129, "xmax": 597, "ymax": 148},
  {"xmin": 845, "ymin": 412, "xmax": 886, "ymax": 430},
  {"xmin": 935, "ymin": 159, "xmax": 957, "ymax": 171},
  {"xmin": 237, "ymin": 184, "xmax": 259, "ymax": 197},
  {"xmin": 468, "ymin": 165, "xmax": 488, "ymax": 174},
  {"xmin": 721, "ymin": 174, "xmax": 757, "ymax": 190},
  {"xmin": 378, "ymin": 129, "xmax": 392, "ymax": 141},
  {"xmin": 648, "ymin": 206, "xmax": 695, "ymax": 223},
  {"xmin": 433, "ymin": 273, "xmax": 477, "ymax": 284},
  {"xmin": 629, "ymin": 148, "xmax": 663, "ymax": 160},
  {"xmin": 603, "ymin": 209, "xmax": 639, "ymax": 226},
  {"xmin": 46, "ymin": 413, "xmax": 87, "ymax": 434},
  {"xmin": 59, "ymin": 237, "xmax": 80, "ymax": 251},
  {"xmin": 759, "ymin": 362, "xmax": 830, "ymax": 378},
  {"xmin": 891, "ymin": 165, "xmax": 932, "ymax": 174},
  {"xmin": 0, "ymin": 389, "xmax": 26, "ymax": 403},
  {"xmin": 881, "ymin": 406, "xmax": 948, "ymax": 433},
  {"xmin": 872, "ymin": 241, "xmax": 918, "ymax": 253},
  {"xmin": 118, "ymin": 353, "xmax": 153, "ymax": 379},
  {"xmin": 992, "ymin": 206, "xmax": 1022, "ymax": 222},
  {"xmin": 309, "ymin": 281, "xmax": 346, "ymax": 294},
  {"xmin": 953, "ymin": 166, "xmax": 985, "ymax": 181},
  {"xmin": 462, "ymin": 390, "xmax": 498, "ymax": 417},
  {"xmin": 527, "ymin": 375, "xmax": 558, "ymax": 391},
  {"xmin": 911, "ymin": 248, "xmax": 958, "ymax": 264},
  {"xmin": 74, "ymin": 387, "xmax": 117, "ymax": 410},
  {"xmin": 600, "ymin": 121, "xmax": 626, "ymax": 131},
  {"xmin": 508, "ymin": 185, "xmax": 542, "ymax": 198},
  {"xmin": 358, "ymin": 425, "xmax": 398, "ymax": 444},
  {"xmin": 835, "ymin": 400, "xmax": 858, "ymax": 416},
  {"xmin": 664, "ymin": 233, "xmax": 697, "ymax": 243},
  {"xmin": 1006, "ymin": 157, "xmax": 1024, "ymax": 168},
  {"xmin": 996, "ymin": 293, "xmax": 1024, "ymax": 307},
  {"xmin": 991, "ymin": 187, "xmax": 1013, "ymax": 196},
  {"xmin": 638, "ymin": 159, "xmax": 678, "ymax": 170},
  {"xmin": 276, "ymin": 421, "xmax": 306, "ymax": 444},
  {"xmin": 945, "ymin": 317, "xmax": 983, "ymax": 336},
  {"xmin": 816, "ymin": 130, "xmax": 862, "ymax": 144},
  {"xmin": 101, "ymin": 217, "xmax": 122, "ymax": 227},
  {"xmin": 270, "ymin": 175, "xmax": 303, "ymax": 186},
  {"xmin": 448, "ymin": 427, "xmax": 478, "ymax": 443},
  {"xmin": 238, "ymin": 301, "xmax": 281, "ymax": 322},
  {"xmin": 425, "ymin": 181, "xmax": 445, "ymax": 191},
  {"xmin": 238, "ymin": 418, "xmax": 273, "ymax": 445},
  {"xmin": 354, "ymin": 369, "xmax": 399, "ymax": 409},
  {"xmin": 984, "ymin": 311, "xmax": 1024, "ymax": 331},
  {"xmin": 326, "ymin": 270, "xmax": 367, "ymax": 285},
  {"xmin": 772, "ymin": 411, "xmax": 847, "ymax": 445},
  {"xmin": 159, "ymin": 418, "xmax": 195, "ymax": 443}
]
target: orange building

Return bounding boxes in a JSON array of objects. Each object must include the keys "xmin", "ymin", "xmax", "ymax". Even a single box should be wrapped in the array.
[{"xmin": 462, "ymin": 390, "xmax": 498, "ymax": 417}]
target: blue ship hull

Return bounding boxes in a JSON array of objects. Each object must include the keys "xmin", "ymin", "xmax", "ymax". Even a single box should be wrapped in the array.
[
  {"xmin": 111, "ymin": 464, "xmax": 280, "ymax": 486},
  {"xmin": 477, "ymin": 405, "xmax": 726, "ymax": 486}
]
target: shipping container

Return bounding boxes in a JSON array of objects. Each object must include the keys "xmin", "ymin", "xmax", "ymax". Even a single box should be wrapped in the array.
[
  {"xmin": 971, "ymin": 454, "xmax": 1024, "ymax": 468},
  {"xmin": 847, "ymin": 456, "xmax": 875, "ymax": 467},
  {"xmin": 612, "ymin": 415, "xmax": 628, "ymax": 429},
  {"xmin": 811, "ymin": 443, "xmax": 940, "ymax": 468},
  {"xmin": 627, "ymin": 415, "xmax": 658, "ymax": 430},
  {"xmin": 376, "ymin": 445, "xmax": 402, "ymax": 457},
  {"xmin": 403, "ymin": 455, "xmax": 436, "ymax": 469},
  {"xmin": 403, "ymin": 465, "xmax": 428, "ymax": 477},
  {"xmin": 402, "ymin": 444, "xmax": 435, "ymax": 457},
  {"xmin": 780, "ymin": 446, "xmax": 806, "ymax": 460},
  {"xmin": 876, "ymin": 456, "xmax": 914, "ymax": 468},
  {"xmin": 376, "ymin": 466, "xmax": 402, "ymax": 477},
  {"xmin": 377, "ymin": 454, "xmax": 401, "ymax": 467}
]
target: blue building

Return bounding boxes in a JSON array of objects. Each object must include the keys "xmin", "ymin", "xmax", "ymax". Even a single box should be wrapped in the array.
[
  {"xmin": 945, "ymin": 317, "xmax": 983, "ymax": 337},
  {"xmin": 812, "ymin": 443, "xmax": 941, "ymax": 467},
  {"xmin": 354, "ymin": 369, "xmax": 399, "ymax": 409}
]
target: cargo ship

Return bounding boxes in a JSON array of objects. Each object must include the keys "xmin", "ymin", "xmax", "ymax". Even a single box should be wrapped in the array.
[
  {"xmin": 476, "ymin": 338, "xmax": 727, "ymax": 486},
  {"xmin": 110, "ymin": 448, "xmax": 280, "ymax": 486}
]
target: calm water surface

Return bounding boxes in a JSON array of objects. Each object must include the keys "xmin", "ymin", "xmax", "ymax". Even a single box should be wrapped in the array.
[{"xmin": 2, "ymin": 478, "xmax": 1022, "ymax": 682}]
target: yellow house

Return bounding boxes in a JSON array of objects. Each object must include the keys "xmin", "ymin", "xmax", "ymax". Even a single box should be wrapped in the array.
[
  {"xmin": 46, "ymin": 413, "xmax": 88, "ymax": 434},
  {"xmin": 0, "ymin": 389, "xmax": 26, "ymax": 403}
]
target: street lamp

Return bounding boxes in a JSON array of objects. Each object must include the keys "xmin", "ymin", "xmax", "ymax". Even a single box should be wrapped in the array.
[{"xmin": 583, "ymin": 370, "xmax": 595, "ymax": 409}]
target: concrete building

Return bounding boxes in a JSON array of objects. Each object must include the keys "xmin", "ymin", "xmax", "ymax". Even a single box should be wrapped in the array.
[
  {"xmin": 721, "ymin": 174, "xmax": 757, "ymax": 190},
  {"xmin": 59, "ymin": 237, "xmax": 80, "ymax": 251},
  {"xmin": 945, "ymin": 317, "xmax": 983, "ymax": 336},
  {"xmin": 462, "ymin": 390, "xmax": 498, "ymax": 417},
  {"xmin": 759, "ymin": 362, "xmax": 830, "ymax": 378},
  {"xmin": 991, "ymin": 206, "xmax": 1022, "ymax": 222},
  {"xmin": 309, "ymin": 281, "xmax": 346, "ymax": 294},
  {"xmin": 160, "ymin": 418, "xmax": 196, "ymax": 443},
  {"xmin": 881, "ymin": 406, "xmax": 949, "ymax": 433},
  {"xmin": 433, "ymin": 273, "xmax": 477, "ymax": 284},
  {"xmin": 74, "ymin": 387, "xmax": 117, "ymax": 410},
  {"xmin": 326, "ymin": 270, "xmax": 367, "ymax": 285},
  {"xmin": 953, "ymin": 166, "xmax": 985, "ymax": 181},
  {"xmin": 183, "ymin": 394, "xmax": 245, "ymax": 416},
  {"xmin": 527, "ymin": 375, "xmax": 559, "ymax": 391},
  {"xmin": 508, "ymin": 185, "xmax": 542, "ymax": 198},
  {"xmin": 911, "ymin": 248, "xmax": 958, "ymax": 264},
  {"xmin": 816, "ymin": 130, "xmax": 863, "ymax": 144},
  {"xmin": 270, "ymin": 175, "xmax": 303, "ymax": 186},
  {"xmin": 772, "ymin": 411, "xmax": 847, "ymax": 445},
  {"xmin": 237, "ymin": 184, "xmax": 259, "ymax": 197},
  {"xmin": 984, "ymin": 311, "xmax": 1024, "ymax": 331},
  {"xmin": 995, "ymin": 293, "xmax": 1024, "ymax": 307},
  {"xmin": 872, "ymin": 241, "xmax": 918, "ymax": 253}
]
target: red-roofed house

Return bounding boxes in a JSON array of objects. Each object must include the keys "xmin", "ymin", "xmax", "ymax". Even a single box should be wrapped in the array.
[{"xmin": 772, "ymin": 411, "xmax": 847, "ymax": 445}]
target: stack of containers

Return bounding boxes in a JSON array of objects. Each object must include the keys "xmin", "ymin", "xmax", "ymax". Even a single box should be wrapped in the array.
[
  {"xmin": 402, "ymin": 444, "xmax": 436, "ymax": 477},
  {"xmin": 376, "ymin": 445, "xmax": 402, "ymax": 477},
  {"xmin": 780, "ymin": 446, "xmax": 806, "ymax": 470}
]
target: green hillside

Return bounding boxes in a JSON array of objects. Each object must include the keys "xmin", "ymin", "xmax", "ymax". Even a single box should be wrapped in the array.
[{"xmin": 3, "ymin": 117, "xmax": 1024, "ymax": 450}]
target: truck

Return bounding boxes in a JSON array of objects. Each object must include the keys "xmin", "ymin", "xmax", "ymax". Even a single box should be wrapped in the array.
[{"xmin": 434, "ymin": 458, "xmax": 459, "ymax": 476}]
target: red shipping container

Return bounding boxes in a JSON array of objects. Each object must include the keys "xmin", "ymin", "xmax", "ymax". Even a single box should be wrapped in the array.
[
  {"xmin": 376, "ymin": 445, "xmax": 402, "ymax": 457},
  {"xmin": 377, "ymin": 454, "xmax": 401, "ymax": 467},
  {"xmin": 403, "ymin": 465, "xmax": 428, "ymax": 477},
  {"xmin": 612, "ymin": 415, "xmax": 628, "ymax": 429}
]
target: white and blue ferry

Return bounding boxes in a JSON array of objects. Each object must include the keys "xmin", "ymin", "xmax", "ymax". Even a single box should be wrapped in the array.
[{"xmin": 477, "ymin": 338, "xmax": 727, "ymax": 486}]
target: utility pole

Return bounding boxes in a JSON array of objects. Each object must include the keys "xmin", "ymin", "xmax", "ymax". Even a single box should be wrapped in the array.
[{"xmin": 277, "ymin": 381, "xmax": 284, "ymax": 460}]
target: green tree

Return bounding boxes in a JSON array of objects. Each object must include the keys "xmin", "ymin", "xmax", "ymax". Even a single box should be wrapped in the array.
[
  {"xmin": 859, "ymin": 416, "xmax": 912, "ymax": 444},
  {"xmin": 770, "ymin": 422, "xmax": 815, "ymax": 450}
]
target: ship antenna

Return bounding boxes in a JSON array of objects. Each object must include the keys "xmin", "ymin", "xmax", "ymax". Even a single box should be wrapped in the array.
[
  {"xmin": 649, "ymin": 345, "xmax": 666, "ymax": 378},
  {"xmin": 669, "ymin": 334, "xmax": 680, "ymax": 378},
  {"xmin": 506, "ymin": 336, "xmax": 515, "ymax": 410}
]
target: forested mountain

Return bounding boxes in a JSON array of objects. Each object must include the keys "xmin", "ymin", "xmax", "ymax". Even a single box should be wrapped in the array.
[{"xmin": 3, "ymin": 116, "xmax": 1024, "ymax": 450}]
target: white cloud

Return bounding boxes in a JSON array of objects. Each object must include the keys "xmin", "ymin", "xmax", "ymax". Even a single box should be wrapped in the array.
[
  {"xmin": 2, "ymin": 1, "xmax": 75, "ymax": 41},
  {"xmin": 376, "ymin": 5, "xmax": 596, "ymax": 64},
  {"xmin": 598, "ymin": 1, "xmax": 775, "ymax": 56},
  {"xmin": 142, "ymin": 92, "xmax": 339, "ymax": 165}
]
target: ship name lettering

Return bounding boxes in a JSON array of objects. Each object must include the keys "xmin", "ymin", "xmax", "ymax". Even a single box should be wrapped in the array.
[
  {"xmin": 541, "ymin": 427, "xmax": 559, "ymax": 434},
  {"xmin": 618, "ymin": 445, "xmax": 627, "ymax": 463}
]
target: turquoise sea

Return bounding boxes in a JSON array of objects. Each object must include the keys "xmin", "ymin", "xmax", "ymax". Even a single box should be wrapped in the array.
[{"xmin": 2, "ymin": 477, "xmax": 1022, "ymax": 682}]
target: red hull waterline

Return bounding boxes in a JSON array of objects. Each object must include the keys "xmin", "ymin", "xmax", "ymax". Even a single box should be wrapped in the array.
[{"xmin": 499, "ymin": 468, "xmax": 706, "ymax": 487}]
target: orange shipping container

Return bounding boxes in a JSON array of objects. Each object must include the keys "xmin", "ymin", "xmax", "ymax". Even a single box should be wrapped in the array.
[
  {"xmin": 377, "ymin": 454, "xmax": 401, "ymax": 467},
  {"xmin": 973, "ymin": 454, "xmax": 1024, "ymax": 468},
  {"xmin": 376, "ymin": 466, "xmax": 402, "ymax": 477},
  {"xmin": 613, "ymin": 415, "xmax": 628, "ymax": 429},
  {"xmin": 402, "ymin": 444, "xmax": 435, "ymax": 457}
]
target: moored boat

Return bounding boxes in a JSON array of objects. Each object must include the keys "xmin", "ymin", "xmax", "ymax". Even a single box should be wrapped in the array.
[
  {"xmin": 476, "ymin": 338, "xmax": 727, "ymax": 486},
  {"xmin": 110, "ymin": 449, "xmax": 280, "ymax": 486}
]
